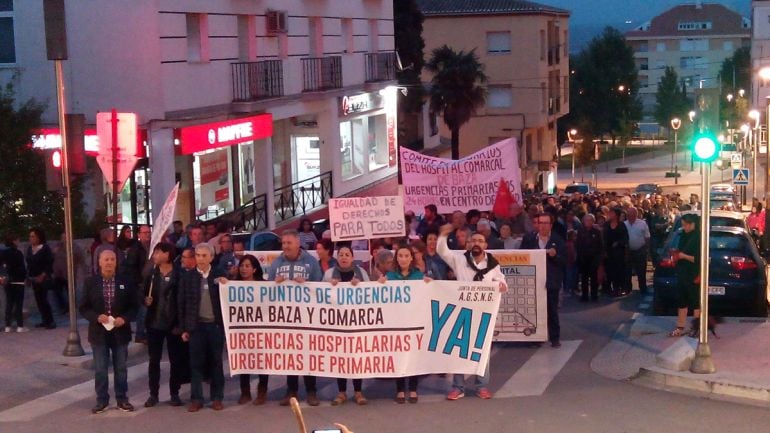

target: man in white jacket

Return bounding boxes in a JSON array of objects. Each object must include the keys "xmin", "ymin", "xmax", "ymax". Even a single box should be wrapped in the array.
[{"xmin": 437, "ymin": 224, "xmax": 507, "ymax": 400}]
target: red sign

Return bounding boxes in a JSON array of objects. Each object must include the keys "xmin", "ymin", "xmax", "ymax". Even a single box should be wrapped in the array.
[
  {"xmin": 387, "ymin": 113, "xmax": 397, "ymax": 167},
  {"xmin": 179, "ymin": 114, "xmax": 273, "ymax": 155}
]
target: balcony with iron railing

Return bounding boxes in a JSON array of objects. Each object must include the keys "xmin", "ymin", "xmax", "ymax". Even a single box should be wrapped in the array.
[
  {"xmin": 365, "ymin": 52, "xmax": 396, "ymax": 83},
  {"xmin": 274, "ymin": 171, "xmax": 333, "ymax": 223},
  {"xmin": 302, "ymin": 56, "xmax": 342, "ymax": 92},
  {"xmin": 231, "ymin": 60, "xmax": 284, "ymax": 102}
]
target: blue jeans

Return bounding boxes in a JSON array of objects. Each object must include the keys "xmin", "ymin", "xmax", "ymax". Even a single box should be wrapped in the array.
[
  {"xmin": 93, "ymin": 343, "xmax": 129, "ymax": 405},
  {"xmin": 189, "ymin": 322, "xmax": 225, "ymax": 402},
  {"xmin": 134, "ymin": 305, "xmax": 147, "ymax": 340},
  {"xmin": 452, "ymin": 362, "xmax": 490, "ymax": 392}
]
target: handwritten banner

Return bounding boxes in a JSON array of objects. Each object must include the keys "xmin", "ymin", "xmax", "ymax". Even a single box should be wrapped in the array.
[
  {"xmin": 328, "ymin": 195, "xmax": 405, "ymax": 241},
  {"xmin": 220, "ymin": 280, "xmax": 501, "ymax": 378},
  {"xmin": 400, "ymin": 138, "xmax": 521, "ymax": 214}
]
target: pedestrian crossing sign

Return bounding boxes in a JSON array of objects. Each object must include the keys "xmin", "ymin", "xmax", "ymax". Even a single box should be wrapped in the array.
[{"xmin": 733, "ymin": 168, "xmax": 749, "ymax": 185}]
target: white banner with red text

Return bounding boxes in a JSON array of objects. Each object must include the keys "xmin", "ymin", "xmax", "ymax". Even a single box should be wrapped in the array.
[
  {"xmin": 399, "ymin": 138, "xmax": 521, "ymax": 214},
  {"xmin": 220, "ymin": 279, "xmax": 501, "ymax": 378}
]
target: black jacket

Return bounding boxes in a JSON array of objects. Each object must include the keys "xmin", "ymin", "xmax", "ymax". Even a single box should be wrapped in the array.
[
  {"xmin": 576, "ymin": 225, "xmax": 604, "ymax": 265},
  {"xmin": 143, "ymin": 266, "xmax": 181, "ymax": 332},
  {"xmin": 79, "ymin": 275, "xmax": 138, "ymax": 346},
  {"xmin": 26, "ymin": 243, "xmax": 53, "ymax": 279},
  {"xmin": 520, "ymin": 231, "xmax": 566, "ymax": 291},
  {"xmin": 1, "ymin": 246, "xmax": 26, "ymax": 283},
  {"xmin": 178, "ymin": 266, "xmax": 226, "ymax": 333}
]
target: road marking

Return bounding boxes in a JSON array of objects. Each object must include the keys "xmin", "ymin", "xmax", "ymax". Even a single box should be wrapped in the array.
[
  {"xmin": 493, "ymin": 340, "xmax": 581, "ymax": 398},
  {"xmin": 0, "ymin": 362, "xmax": 149, "ymax": 423}
]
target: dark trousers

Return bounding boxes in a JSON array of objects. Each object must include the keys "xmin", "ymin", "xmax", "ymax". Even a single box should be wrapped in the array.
[
  {"xmin": 287, "ymin": 375, "xmax": 317, "ymax": 393},
  {"xmin": 627, "ymin": 248, "xmax": 648, "ymax": 292},
  {"xmin": 52, "ymin": 277, "xmax": 69, "ymax": 313},
  {"xmin": 396, "ymin": 376, "xmax": 419, "ymax": 393},
  {"xmin": 31, "ymin": 279, "xmax": 54, "ymax": 325},
  {"xmin": 337, "ymin": 378, "xmax": 363, "ymax": 393},
  {"xmin": 547, "ymin": 287, "xmax": 560, "ymax": 343},
  {"xmin": 604, "ymin": 257, "xmax": 627, "ymax": 294},
  {"xmin": 189, "ymin": 322, "xmax": 225, "ymax": 402},
  {"xmin": 240, "ymin": 374, "xmax": 269, "ymax": 393},
  {"xmin": 147, "ymin": 327, "xmax": 185, "ymax": 397},
  {"xmin": 578, "ymin": 261, "xmax": 599, "ymax": 300},
  {"xmin": 4, "ymin": 283, "xmax": 24, "ymax": 327},
  {"xmin": 93, "ymin": 342, "xmax": 128, "ymax": 405}
]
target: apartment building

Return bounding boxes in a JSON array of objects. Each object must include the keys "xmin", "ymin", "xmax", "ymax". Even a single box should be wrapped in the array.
[
  {"xmin": 0, "ymin": 0, "xmax": 397, "ymax": 229},
  {"xmin": 417, "ymin": 0, "xmax": 570, "ymax": 191},
  {"xmin": 625, "ymin": 2, "xmax": 750, "ymax": 112}
]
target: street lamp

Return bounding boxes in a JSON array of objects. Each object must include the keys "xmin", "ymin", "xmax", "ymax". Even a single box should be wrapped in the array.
[
  {"xmin": 690, "ymin": 132, "xmax": 720, "ymax": 375},
  {"xmin": 567, "ymin": 128, "xmax": 578, "ymax": 182},
  {"xmin": 749, "ymin": 110, "xmax": 761, "ymax": 200},
  {"xmin": 671, "ymin": 117, "xmax": 681, "ymax": 184}
]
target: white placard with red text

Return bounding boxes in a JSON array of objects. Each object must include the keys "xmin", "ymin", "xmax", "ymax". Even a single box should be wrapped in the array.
[
  {"xmin": 400, "ymin": 138, "xmax": 521, "ymax": 214},
  {"xmin": 221, "ymin": 279, "xmax": 501, "ymax": 378}
]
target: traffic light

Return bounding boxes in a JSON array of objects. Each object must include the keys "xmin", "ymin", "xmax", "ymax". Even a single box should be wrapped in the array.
[
  {"xmin": 691, "ymin": 132, "xmax": 720, "ymax": 163},
  {"xmin": 44, "ymin": 149, "xmax": 62, "ymax": 191}
]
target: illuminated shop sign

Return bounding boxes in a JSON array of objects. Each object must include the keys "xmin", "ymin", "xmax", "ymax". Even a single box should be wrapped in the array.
[{"xmin": 179, "ymin": 114, "xmax": 273, "ymax": 155}]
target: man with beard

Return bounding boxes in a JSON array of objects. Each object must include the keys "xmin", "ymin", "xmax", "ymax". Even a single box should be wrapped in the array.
[
  {"xmin": 437, "ymin": 224, "xmax": 507, "ymax": 400},
  {"xmin": 520, "ymin": 212, "xmax": 566, "ymax": 348}
]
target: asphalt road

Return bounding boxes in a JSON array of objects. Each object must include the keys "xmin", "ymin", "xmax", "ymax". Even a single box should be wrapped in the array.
[{"xmin": 3, "ymin": 292, "xmax": 770, "ymax": 433}]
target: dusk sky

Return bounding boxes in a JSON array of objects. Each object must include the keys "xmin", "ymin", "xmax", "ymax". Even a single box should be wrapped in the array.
[{"xmin": 541, "ymin": 0, "xmax": 751, "ymax": 51}]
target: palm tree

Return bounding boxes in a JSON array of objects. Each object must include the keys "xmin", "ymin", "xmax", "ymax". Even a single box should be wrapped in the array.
[{"xmin": 425, "ymin": 45, "xmax": 487, "ymax": 160}]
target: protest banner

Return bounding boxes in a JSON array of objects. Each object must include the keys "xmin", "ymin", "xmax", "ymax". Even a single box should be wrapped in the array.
[
  {"xmin": 148, "ymin": 182, "xmax": 179, "ymax": 259},
  {"xmin": 220, "ymin": 279, "xmax": 501, "ymax": 378},
  {"xmin": 490, "ymin": 249, "xmax": 548, "ymax": 342},
  {"xmin": 400, "ymin": 138, "xmax": 521, "ymax": 214},
  {"xmin": 328, "ymin": 195, "xmax": 405, "ymax": 241}
]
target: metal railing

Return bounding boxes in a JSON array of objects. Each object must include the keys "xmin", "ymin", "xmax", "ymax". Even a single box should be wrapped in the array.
[
  {"xmin": 274, "ymin": 171, "xmax": 333, "ymax": 223},
  {"xmin": 365, "ymin": 52, "xmax": 396, "ymax": 82},
  {"xmin": 302, "ymin": 56, "xmax": 342, "ymax": 92},
  {"xmin": 238, "ymin": 193, "xmax": 269, "ymax": 231},
  {"xmin": 231, "ymin": 60, "xmax": 284, "ymax": 102}
]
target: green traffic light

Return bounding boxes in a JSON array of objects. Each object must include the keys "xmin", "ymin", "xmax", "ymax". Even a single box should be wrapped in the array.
[{"xmin": 692, "ymin": 133, "xmax": 720, "ymax": 162}]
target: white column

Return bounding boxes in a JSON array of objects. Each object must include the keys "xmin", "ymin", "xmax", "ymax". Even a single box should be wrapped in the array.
[
  {"xmin": 255, "ymin": 137, "xmax": 276, "ymax": 229},
  {"xmin": 148, "ymin": 127, "xmax": 176, "ymax": 222}
]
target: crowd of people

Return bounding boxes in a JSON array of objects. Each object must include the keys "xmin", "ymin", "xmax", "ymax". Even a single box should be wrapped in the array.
[{"xmin": 0, "ymin": 188, "xmax": 708, "ymax": 413}]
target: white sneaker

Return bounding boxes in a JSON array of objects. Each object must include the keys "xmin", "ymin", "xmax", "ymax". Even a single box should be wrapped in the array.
[
  {"xmin": 16, "ymin": 327, "xmax": 29, "ymax": 333},
  {"xmin": 4, "ymin": 327, "xmax": 12, "ymax": 333}
]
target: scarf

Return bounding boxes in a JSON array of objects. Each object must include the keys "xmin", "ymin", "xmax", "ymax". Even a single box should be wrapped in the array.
[{"xmin": 464, "ymin": 250, "xmax": 500, "ymax": 281}]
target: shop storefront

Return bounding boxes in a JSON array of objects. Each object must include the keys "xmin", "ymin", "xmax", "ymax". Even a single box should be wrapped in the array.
[
  {"xmin": 176, "ymin": 114, "xmax": 272, "ymax": 221},
  {"xmin": 337, "ymin": 90, "xmax": 397, "ymax": 184}
]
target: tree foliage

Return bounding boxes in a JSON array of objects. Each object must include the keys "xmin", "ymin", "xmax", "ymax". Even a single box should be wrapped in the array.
[
  {"xmin": 719, "ymin": 46, "xmax": 751, "ymax": 130},
  {"xmin": 0, "ymin": 82, "xmax": 64, "ymax": 238},
  {"xmin": 426, "ymin": 45, "xmax": 487, "ymax": 160},
  {"xmin": 567, "ymin": 27, "xmax": 643, "ymax": 148},
  {"xmin": 653, "ymin": 67, "xmax": 691, "ymax": 128}
]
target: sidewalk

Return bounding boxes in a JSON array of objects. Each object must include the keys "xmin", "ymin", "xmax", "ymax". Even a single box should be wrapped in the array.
[{"xmin": 591, "ymin": 305, "xmax": 770, "ymax": 406}]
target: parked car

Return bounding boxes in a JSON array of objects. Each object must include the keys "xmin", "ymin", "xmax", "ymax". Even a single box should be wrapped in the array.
[
  {"xmin": 634, "ymin": 183, "xmax": 662, "ymax": 198},
  {"xmin": 563, "ymin": 182, "xmax": 594, "ymax": 195},
  {"xmin": 652, "ymin": 226, "xmax": 768, "ymax": 317},
  {"xmin": 654, "ymin": 210, "xmax": 747, "ymax": 267}
]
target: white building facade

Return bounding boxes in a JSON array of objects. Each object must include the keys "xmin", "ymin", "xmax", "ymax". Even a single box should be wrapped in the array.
[{"xmin": 0, "ymin": 0, "xmax": 398, "ymax": 229}]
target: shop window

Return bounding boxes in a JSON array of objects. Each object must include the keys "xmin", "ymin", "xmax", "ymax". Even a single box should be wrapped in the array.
[
  {"xmin": 239, "ymin": 141, "xmax": 256, "ymax": 204},
  {"xmin": 486, "ymin": 31, "xmax": 511, "ymax": 54},
  {"xmin": 368, "ymin": 114, "xmax": 388, "ymax": 171},
  {"xmin": 193, "ymin": 147, "xmax": 234, "ymax": 220},
  {"xmin": 340, "ymin": 119, "xmax": 365, "ymax": 180},
  {"xmin": 0, "ymin": 0, "xmax": 15, "ymax": 64}
]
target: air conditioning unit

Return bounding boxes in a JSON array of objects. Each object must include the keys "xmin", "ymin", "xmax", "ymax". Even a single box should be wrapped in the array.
[{"xmin": 266, "ymin": 10, "xmax": 288, "ymax": 34}]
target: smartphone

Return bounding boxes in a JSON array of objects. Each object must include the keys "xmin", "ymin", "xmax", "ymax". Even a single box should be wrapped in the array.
[{"xmin": 313, "ymin": 430, "xmax": 342, "ymax": 433}]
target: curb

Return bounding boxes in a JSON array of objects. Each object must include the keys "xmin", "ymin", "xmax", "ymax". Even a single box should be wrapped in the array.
[
  {"xmin": 633, "ymin": 366, "xmax": 770, "ymax": 407},
  {"xmin": 49, "ymin": 342, "xmax": 148, "ymax": 369}
]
